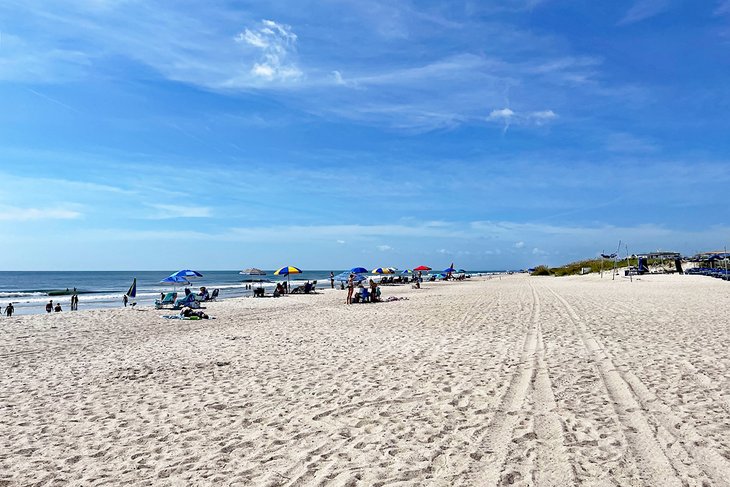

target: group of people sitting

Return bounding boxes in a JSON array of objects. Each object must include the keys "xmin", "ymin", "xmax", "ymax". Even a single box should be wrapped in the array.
[
  {"xmin": 377, "ymin": 276, "xmax": 409, "ymax": 285},
  {"xmin": 347, "ymin": 278, "xmax": 381, "ymax": 304},
  {"xmin": 272, "ymin": 282, "xmax": 288, "ymax": 297}
]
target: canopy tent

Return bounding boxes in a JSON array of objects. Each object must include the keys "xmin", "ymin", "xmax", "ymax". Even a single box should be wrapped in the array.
[{"xmin": 240, "ymin": 268, "xmax": 266, "ymax": 275}]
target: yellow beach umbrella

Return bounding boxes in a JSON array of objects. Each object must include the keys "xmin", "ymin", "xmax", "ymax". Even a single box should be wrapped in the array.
[
  {"xmin": 372, "ymin": 267, "xmax": 394, "ymax": 274},
  {"xmin": 274, "ymin": 266, "xmax": 302, "ymax": 291}
]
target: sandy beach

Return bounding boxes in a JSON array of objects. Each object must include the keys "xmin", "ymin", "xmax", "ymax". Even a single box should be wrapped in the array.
[{"xmin": 1, "ymin": 274, "xmax": 729, "ymax": 486}]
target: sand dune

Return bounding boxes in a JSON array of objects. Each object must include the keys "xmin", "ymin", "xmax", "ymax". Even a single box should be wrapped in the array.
[{"xmin": 1, "ymin": 274, "xmax": 729, "ymax": 486}]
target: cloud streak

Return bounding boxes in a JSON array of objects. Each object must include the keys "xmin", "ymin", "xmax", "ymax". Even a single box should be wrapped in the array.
[
  {"xmin": 0, "ymin": 206, "xmax": 82, "ymax": 221},
  {"xmin": 619, "ymin": 0, "xmax": 673, "ymax": 25}
]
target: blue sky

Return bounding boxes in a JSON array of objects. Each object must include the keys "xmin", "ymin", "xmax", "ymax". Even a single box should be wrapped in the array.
[{"xmin": 1, "ymin": 0, "xmax": 729, "ymax": 270}]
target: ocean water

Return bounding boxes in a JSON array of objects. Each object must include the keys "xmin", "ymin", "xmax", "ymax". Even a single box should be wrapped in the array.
[
  {"xmin": 0, "ymin": 270, "xmax": 342, "ymax": 315},
  {"xmin": 0, "ymin": 269, "xmax": 496, "ymax": 315}
]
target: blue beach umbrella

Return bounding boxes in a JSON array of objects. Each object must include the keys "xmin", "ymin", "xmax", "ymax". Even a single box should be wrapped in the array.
[
  {"xmin": 350, "ymin": 267, "xmax": 369, "ymax": 274},
  {"xmin": 334, "ymin": 271, "xmax": 368, "ymax": 283},
  {"xmin": 160, "ymin": 275, "xmax": 191, "ymax": 292},
  {"xmin": 172, "ymin": 269, "xmax": 203, "ymax": 279},
  {"xmin": 443, "ymin": 267, "xmax": 456, "ymax": 273}
]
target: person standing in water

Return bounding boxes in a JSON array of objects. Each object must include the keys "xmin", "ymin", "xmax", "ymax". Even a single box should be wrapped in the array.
[
  {"xmin": 330, "ymin": 272, "xmax": 335, "ymax": 289},
  {"xmin": 46, "ymin": 300, "xmax": 53, "ymax": 313},
  {"xmin": 123, "ymin": 294, "xmax": 128, "ymax": 307},
  {"xmin": 5, "ymin": 303, "xmax": 14, "ymax": 317}
]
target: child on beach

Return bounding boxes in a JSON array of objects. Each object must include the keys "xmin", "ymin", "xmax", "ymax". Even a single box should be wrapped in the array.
[{"xmin": 46, "ymin": 300, "xmax": 53, "ymax": 313}]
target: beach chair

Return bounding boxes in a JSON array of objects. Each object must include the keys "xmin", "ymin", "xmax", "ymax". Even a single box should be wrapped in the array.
[
  {"xmin": 173, "ymin": 293, "xmax": 199, "ymax": 309},
  {"xmin": 155, "ymin": 292, "xmax": 177, "ymax": 309},
  {"xmin": 210, "ymin": 289, "xmax": 219, "ymax": 300}
]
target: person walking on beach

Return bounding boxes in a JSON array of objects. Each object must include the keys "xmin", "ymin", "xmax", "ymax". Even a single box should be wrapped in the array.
[
  {"xmin": 46, "ymin": 300, "xmax": 53, "ymax": 313},
  {"xmin": 123, "ymin": 294, "xmax": 128, "ymax": 307},
  {"xmin": 330, "ymin": 272, "xmax": 335, "ymax": 289},
  {"xmin": 5, "ymin": 303, "xmax": 14, "ymax": 317},
  {"xmin": 346, "ymin": 274, "xmax": 355, "ymax": 304}
]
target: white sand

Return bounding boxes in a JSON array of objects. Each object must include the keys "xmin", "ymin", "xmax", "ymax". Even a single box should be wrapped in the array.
[{"xmin": 1, "ymin": 274, "xmax": 729, "ymax": 486}]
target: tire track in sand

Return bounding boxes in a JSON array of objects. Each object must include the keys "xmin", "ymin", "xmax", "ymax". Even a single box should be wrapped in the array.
[
  {"xmin": 548, "ymin": 287, "xmax": 729, "ymax": 487},
  {"xmin": 528, "ymin": 283, "xmax": 575, "ymax": 487},
  {"xmin": 462, "ymin": 282, "xmax": 574, "ymax": 486}
]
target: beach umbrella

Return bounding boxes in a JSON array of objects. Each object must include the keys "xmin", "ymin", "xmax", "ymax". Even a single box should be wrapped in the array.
[
  {"xmin": 372, "ymin": 267, "xmax": 394, "ymax": 274},
  {"xmin": 401, "ymin": 269, "xmax": 412, "ymax": 274},
  {"xmin": 334, "ymin": 271, "xmax": 367, "ymax": 282},
  {"xmin": 240, "ymin": 268, "xmax": 267, "ymax": 288},
  {"xmin": 171, "ymin": 269, "xmax": 203, "ymax": 279},
  {"xmin": 160, "ymin": 275, "xmax": 191, "ymax": 292},
  {"xmin": 350, "ymin": 267, "xmax": 369, "ymax": 274},
  {"xmin": 274, "ymin": 265, "xmax": 302, "ymax": 290},
  {"xmin": 240, "ymin": 268, "xmax": 266, "ymax": 275},
  {"xmin": 413, "ymin": 265, "xmax": 431, "ymax": 271},
  {"xmin": 443, "ymin": 267, "xmax": 456, "ymax": 273}
]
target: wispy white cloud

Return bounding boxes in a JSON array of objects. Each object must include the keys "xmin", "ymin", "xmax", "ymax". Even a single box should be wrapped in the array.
[
  {"xmin": 377, "ymin": 244, "xmax": 393, "ymax": 251},
  {"xmin": 147, "ymin": 204, "xmax": 212, "ymax": 219},
  {"xmin": 716, "ymin": 0, "xmax": 730, "ymax": 15},
  {"xmin": 234, "ymin": 19, "xmax": 302, "ymax": 83},
  {"xmin": 489, "ymin": 108, "xmax": 515, "ymax": 120},
  {"xmin": 619, "ymin": 0, "xmax": 673, "ymax": 25},
  {"xmin": 530, "ymin": 110, "xmax": 557, "ymax": 124},
  {"xmin": 0, "ymin": 2, "xmax": 617, "ymax": 131},
  {"xmin": 488, "ymin": 107, "xmax": 557, "ymax": 132},
  {"xmin": 0, "ymin": 32, "xmax": 91, "ymax": 82},
  {"xmin": 0, "ymin": 206, "xmax": 82, "ymax": 221}
]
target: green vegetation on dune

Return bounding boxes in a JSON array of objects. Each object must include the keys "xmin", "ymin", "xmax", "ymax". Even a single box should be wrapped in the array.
[{"xmin": 531, "ymin": 258, "xmax": 632, "ymax": 276}]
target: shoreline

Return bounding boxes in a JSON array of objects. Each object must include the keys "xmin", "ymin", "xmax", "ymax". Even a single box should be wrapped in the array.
[{"xmin": 2, "ymin": 274, "xmax": 728, "ymax": 485}]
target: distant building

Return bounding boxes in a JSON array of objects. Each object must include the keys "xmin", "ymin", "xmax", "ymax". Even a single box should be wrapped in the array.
[{"xmin": 636, "ymin": 251, "xmax": 681, "ymax": 260}]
